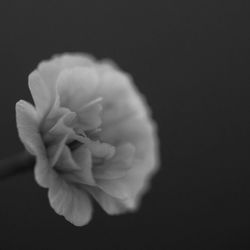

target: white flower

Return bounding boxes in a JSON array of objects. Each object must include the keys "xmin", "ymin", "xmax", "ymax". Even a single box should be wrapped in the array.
[{"xmin": 16, "ymin": 53, "xmax": 159, "ymax": 226}]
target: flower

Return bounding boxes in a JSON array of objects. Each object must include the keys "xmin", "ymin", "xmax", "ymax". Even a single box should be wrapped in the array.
[{"xmin": 16, "ymin": 53, "xmax": 159, "ymax": 226}]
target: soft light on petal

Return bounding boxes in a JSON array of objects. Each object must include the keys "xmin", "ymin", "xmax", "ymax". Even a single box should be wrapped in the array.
[
  {"xmin": 57, "ymin": 67, "xmax": 99, "ymax": 111},
  {"xmin": 48, "ymin": 177, "xmax": 93, "ymax": 226},
  {"xmin": 88, "ymin": 187, "xmax": 136, "ymax": 215},
  {"xmin": 93, "ymin": 143, "xmax": 135, "ymax": 180},
  {"xmin": 96, "ymin": 69, "xmax": 146, "ymax": 126},
  {"xmin": 16, "ymin": 100, "xmax": 43, "ymax": 155},
  {"xmin": 28, "ymin": 71, "xmax": 52, "ymax": 118},
  {"xmin": 70, "ymin": 145, "xmax": 95, "ymax": 185},
  {"xmin": 76, "ymin": 99, "xmax": 103, "ymax": 130},
  {"xmin": 55, "ymin": 146, "xmax": 80, "ymax": 172}
]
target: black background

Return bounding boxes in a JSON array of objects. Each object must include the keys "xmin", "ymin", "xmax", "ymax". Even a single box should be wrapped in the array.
[{"xmin": 0, "ymin": 0, "xmax": 249, "ymax": 249}]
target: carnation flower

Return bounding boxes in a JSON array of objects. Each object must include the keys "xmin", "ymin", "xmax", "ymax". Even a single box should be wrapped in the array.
[{"xmin": 16, "ymin": 53, "xmax": 159, "ymax": 226}]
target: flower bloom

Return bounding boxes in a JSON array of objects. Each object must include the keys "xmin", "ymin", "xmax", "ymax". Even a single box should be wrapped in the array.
[{"xmin": 16, "ymin": 53, "xmax": 159, "ymax": 226}]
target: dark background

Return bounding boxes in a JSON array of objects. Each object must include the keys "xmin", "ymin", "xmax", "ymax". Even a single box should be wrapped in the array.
[{"xmin": 0, "ymin": 0, "xmax": 249, "ymax": 249}]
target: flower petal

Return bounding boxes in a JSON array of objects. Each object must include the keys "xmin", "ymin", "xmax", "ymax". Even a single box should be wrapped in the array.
[
  {"xmin": 83, "ymin": 138, "xmax": 115, "ymax": 159},
  {"xmin": 34, "ymin": 155, "xmax": 54, "ymax": 188},
  {"xmin": 93, "ymin": 143, "xmax": 135, "ymax": 180},
  {"xmin": 56, "ymin": 67, "xmax": 99, "ymax": 112},
  {"xmin": 48, "ymin": 177, "xmax": 93, "ymax": 226},
  {"xmin": 76, "ymin": 100, "xmax": 102, "ymax": 130},
  {"xmin": 28, "ymin": 71, "xmax": 53, "ymax": 118},
  {"xmin": 96, "ymin": 68, "xmax": 147, "ymax": 126},
  {"xmin": 43, "ymin": 106, "xmax": 76, "ymax": 136},
  {"xmin": 101, "ymin": 114, "xmax": 157, "ymax": 166},
  {"xmin": 15, "ymin": 100, "xmax": 43, "ymax": 155},
  {"xmin": 69, "ymin": 146, "xmax": 95, "ymax": 185},
  {"xmin": 16, "ymin": 100, "xmax": 54, "ymax": 189},
  {"xmin": 55, "ymin": 145, "xmax": 80, "ymax": 172},
  {"xmin": 37, "ymin": 60, "xmax": 60, "ymax": 99},
  {"xmin": 47, "ymin": 134, "xmax": 69, "ymax": 167},
  {"xmin": 44, "ymin": 109, "xmax": 77, "ymax": 166},
  {"xmin": 53, "ymin": 53, "xmax": 95, "ymax": 69},
  {"xmin": 96, "ymin": 177, "xmax": 131, "ymax": 200},
  {"xmin": 96, "ymin": 148, "xmax": 157, "ymax": 201},
  {"xmin": 60, "ymin": 146, "xmax": 95, "ymax": 186},
  {"xmin": 88, "ymin": 187, "xmax": 137, "ymax": 215}
]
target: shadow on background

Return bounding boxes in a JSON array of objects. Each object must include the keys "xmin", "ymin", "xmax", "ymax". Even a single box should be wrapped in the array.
[{"xmin": 0, "ymin": 0, "xmax": 249, "ymax": 249}]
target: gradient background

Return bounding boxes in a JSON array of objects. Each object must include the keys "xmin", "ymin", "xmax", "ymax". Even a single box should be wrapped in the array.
[{"xmin": 0, "ymin": 0, "xmax": 250, "ymax": 249}]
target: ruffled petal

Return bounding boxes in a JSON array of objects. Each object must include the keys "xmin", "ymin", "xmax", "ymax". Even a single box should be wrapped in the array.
[
  {"xmin": 55, "ymin": 146, "xmax": 80, "ymax": 172},
  {"xmin": 101, "ymin": 114, "xmax": 158, "ymax": 200},
  {"xmin": 45, "ymin": 108, "xmax": 76, "ymax": 136},
  {"xmin": 69, "ymin": 146, "xmax": 95, "ymax": 185},
  {"xmin": 100, "ymin": 114, "xmax": 157, "ymax": 167},
  {"xmin": 47, "ymin": 134, "xmax": 69, "ymax": 167},
  {"xmin": 57, "ymin": 145, "xmax": 95, "ymax": 186},
  {"xmin": 93, "ymin": 143, "xmax": 135, "ymax": 180},
  {"xmin": 55, "ymin": 145, "xmax": 95, "ymax": 186},
  {"xmin": 34, "ymin": 155, "xmax": 55, "ymax": 188},
  {"xmin": 42, "ymin": 106, "xmax": 76, "ymax": 136},
  {"xmin": 15, "ymin": 100, "xmax": 43, "ymax": 155},
  {"xmin": 48, "ymin": 177, "xmax": 93, "ymax": 226},
  {"xmin": 96, "ymin": 154, "xmax": 156, "ymax": 202},
  {"xmin": 16, "ymin": 100, "xmax": 54, "ymax": 189},
  {"xmin": 44, "ymin": 109, "xmax": 77, "ymax": 166},
  {"xmin": 82, "ymin": 138, "xmax": 115, "ymax": 160},
  {"xmin": 87, "ymin": 187, "xmax": 137, "ymax": 215},
  {"xmin": 56, "ymin": 67, "xmax": 99, "ymax": 112},
  {"xmin": 53, "ymin": 53, "xmax": 95, "ymax": 69},
  {"xmin": 37, "ymin": 60, "xmax": 60, "ymax": 99},
  {"xmin": 28, "ymin": 71, "xmax": 53, "ymax": 118},
  {"xmin": 96, "ymin": 68, "xmax": 147, "ymax": 126},
  {"xmin": 76, "ymin": 98, "xmax": 102, "ymax": 130},
  {"xmin": 96, "ymin": 177, "xmax": 131, "ymax": 200}
]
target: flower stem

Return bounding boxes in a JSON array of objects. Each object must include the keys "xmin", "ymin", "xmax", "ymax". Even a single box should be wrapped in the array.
[{"xmin": 0, "ymin": 151, "xmax": 35, "ymax": 181}]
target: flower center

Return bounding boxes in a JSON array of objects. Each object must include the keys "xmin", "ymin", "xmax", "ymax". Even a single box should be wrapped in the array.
[
  {"xmin": 66, "ymin": 96, "xmax": 116, "ymax": 163},
  {"xmin": 68, "ymin": 127, "xmax": 115, "ymax": 162}
]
